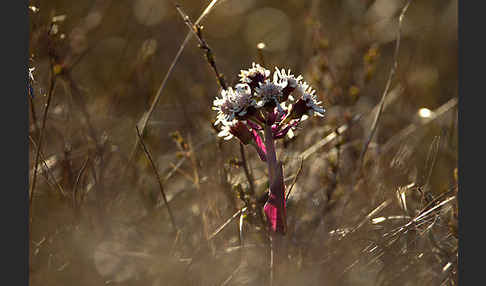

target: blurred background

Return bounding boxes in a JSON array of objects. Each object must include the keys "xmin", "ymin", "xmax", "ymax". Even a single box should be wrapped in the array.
[{"xmin": 28, "ymin": 0, "xmax": 458, "ymax": 285}]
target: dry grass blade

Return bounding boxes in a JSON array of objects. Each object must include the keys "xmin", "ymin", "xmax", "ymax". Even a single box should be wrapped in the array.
[
  {"xmin": 422, "ymin": 134, "xmax": 443, "ymax": 191},
  {"xmin": 195, "ymin": 0, "xmax": 221, "ymax": 24},
  {"xmin": 410, "ymin": 195, "xmax": 456, "ymax": 227},
  {"xmin": 136, "ymin": 126, "xmax": 178, "ymax": 231},
  {"xmin": 396, "ymin": 182, "xmax": 416, "ymax": 215},
  {"xmin": 387, "ymin": 188, "xmax": 456, "ymax": 238},
  {"xmin": 72, "ymin": 156, "xmax": 90, "ymax": 210},
  {"xmin": 239, "ymin": 211, "xmax": 245, "ymax": 246},
  {"xmin": 208, "ymin": 207, "xmax": 247, "ymax": 241},
  {"xmin": 352, "ymin": 199, "xmax": 392, "ymax": 232},
  {"xmin": 220, "ymin": 262, "xmax": 245, "ymax": 286},
  {"xmin": 358, "ymin": 0, "xmax": 413, "ymax": 168}
]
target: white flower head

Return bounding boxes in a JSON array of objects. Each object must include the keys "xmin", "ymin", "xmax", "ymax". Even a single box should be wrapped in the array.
[
  {"xmin": 296, "ymin": 81, "xmax": 326, "ymax": 117},
  {"xmin": 234, "ymin": 83, "xmax": 256, "ymax": 114},
  {"xmin": 255, "ymin": 81, "xmax": 283, "ymax": 107},
  {"xmin": 239, "ymin": 62, "xmax": 270, "ymax": 85},
  {"xmin": 213, "ymin": 88, "xmax": 239, "ymax": 125},
  {"xmin": 273, "ymin": 67, "xmax": 303, "ymax": 90},
  {"xmin": 213, "ymin": 84, "xmax": 256, "ymax": 125}
]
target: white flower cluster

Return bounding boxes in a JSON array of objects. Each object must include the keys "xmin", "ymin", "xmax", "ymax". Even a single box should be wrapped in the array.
[{"xmin": 212, "ymin": 63, "xmax": 325, "ymax": 140}]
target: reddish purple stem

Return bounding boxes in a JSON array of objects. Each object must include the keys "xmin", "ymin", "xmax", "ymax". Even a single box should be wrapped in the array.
[
  {"xmin": 263, "ymin": 124, "xmax": 287, "ymax": 234},
  {"xmin": 251, "ymin": 129, "xmax": 267, "ymax": 161}
]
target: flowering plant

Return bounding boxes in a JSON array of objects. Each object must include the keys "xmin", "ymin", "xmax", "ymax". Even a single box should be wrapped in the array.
[{"xmin": 212, "ymin": 63, "xmax": 325, "ymax": 234}]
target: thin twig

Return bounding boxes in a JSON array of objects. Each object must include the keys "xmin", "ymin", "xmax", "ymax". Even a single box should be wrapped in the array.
[
  {"xmin": 358, "ymin": 0, "xmax": 413, "ymax": 168},
  {"xmin": 136, "ymin": 126, "xmax": 178, "ymax": 231}
]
